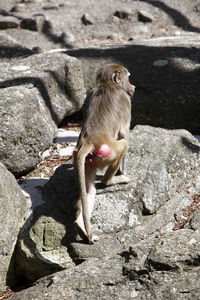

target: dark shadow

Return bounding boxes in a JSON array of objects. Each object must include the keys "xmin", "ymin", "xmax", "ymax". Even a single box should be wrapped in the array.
[
  {"xmin": 0, "ymin": 10, "xmax": 34, "ymax": 59},
  {"xmin": 41, "ymin": 20, "xmax": 74, "ymax": 49},
  {"xmin": 7, "ymin": 163, "xmax": 80, "ymax": 289},
  {"xmin": 0, "ymin": 7, "xmax": 23, "ymax": 20},
  {"xmin": 0, "ymin": 76, "xmax": 59, "ymax": 124},
  {"xmin": 0, "ymin": 46, "xmax": 33, "ymax": 59},
  {"xmin": 0, "ymin": 9, "xmax": 10, "ymax": 16},
  {"xmin": 181, "ymin": 137, "xmax": 200, "ymax": 153},
  {"xmin": 7, "ymin": 159, "xmax": 123, "ymax": 288},
  {"xmin": 121, "ymin": 247, "xmax": 137, "ymax": 263},
  {"xmin": 54, "ymin": 136, "xmax": 78, "ymax": 144},
  {"xmin": 139, "ymin": 0, "xmax": 200, "ymax": 33},
  {"xmin": 66, "ymin": 43, "xmax": 200, "ymax": 134}
]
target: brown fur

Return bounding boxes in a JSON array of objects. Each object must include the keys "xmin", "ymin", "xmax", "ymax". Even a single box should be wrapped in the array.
[{"xmin": 73, "ymin": 64, "xmax": 135, "ymax": 244}]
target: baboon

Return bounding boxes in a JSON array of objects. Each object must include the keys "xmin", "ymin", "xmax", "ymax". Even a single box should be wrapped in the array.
[{"xmin": 73, "ymin": 63, "xmax": 135, "ymax": 244}]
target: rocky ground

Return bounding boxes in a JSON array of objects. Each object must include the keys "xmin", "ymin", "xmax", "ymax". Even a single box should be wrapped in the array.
[
  {"xmin": 0, "ymin": 0, "xmax": 200, "ymax": 298},
  {"xmin": 0, "ymin": 0, "xmax": 199, "ymax": 51},
  {"xmin": 6, "ymin": 0, "xmax": 199, "ymax": 215},
  {"xmin": 0, "ymin": 0, "xmax": 199, "ymax": 181}
]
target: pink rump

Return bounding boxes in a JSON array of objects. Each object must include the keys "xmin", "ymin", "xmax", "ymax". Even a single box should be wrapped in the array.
[{"xmin": 95, "ymin": 144, "xmax": 111, "ymax": 158}]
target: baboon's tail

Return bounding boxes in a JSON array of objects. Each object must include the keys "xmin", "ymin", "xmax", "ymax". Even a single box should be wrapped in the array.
[{"xmin": 77, "ymin": 142, "xmax": 94, "ymax": 243}]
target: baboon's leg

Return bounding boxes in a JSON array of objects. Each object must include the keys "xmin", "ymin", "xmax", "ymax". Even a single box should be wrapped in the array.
[{"xmin": 101, "ymin": 139, "xmax": 130, "ymax": 186}]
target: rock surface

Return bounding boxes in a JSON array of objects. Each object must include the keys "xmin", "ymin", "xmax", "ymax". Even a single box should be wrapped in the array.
[
  {"xmin": 10, "ymin": 229, "xmax": 200, "ymax": 299},
  {"xmin": 0, "ymin": 32, "xmax": 33, "ymax": 59},
  {"xmin": 0, "ymin": 0, "xmax": 200, "ymax": 297},
  {"xmin": 0, "ymin": 51, "xmax": 85, "ymax": 176},
  {"xmin": 0, "ymin": 163, "xmax": 28, "ymax": 291},
  {"xmin": 14, "ymin": 126, "xmax": 200, "ymax": 285},
  {"xmin": 0, "ymin": 16, "xmax": 19, "ymax": 29},
  {"xmin": 0, "ymin": 0, "xmax": 199, "ymax": 50},
  {"xmin": 0, "ymin": 0, "xmax": 199, "ymax": 180}
]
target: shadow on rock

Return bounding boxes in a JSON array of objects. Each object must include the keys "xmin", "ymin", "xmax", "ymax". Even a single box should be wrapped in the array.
[
  {"xmin": 41, "ymin": 20, "xmax": 74, "ymax": 49},
  {"xmin": 66, "ymin": 40, "xmax": 200, "ymax": 133},
  {"xmin": 0, "ymin": 76, "xmax": 59, "ymax": 124},
  {"xmin": 181, "ymin": 136, "xmax": 200, "ymax": 153},
  {"xmin": 13, "ymin": 163, "xmax": 80, "ymax": 286},
  {"xmin": 0, "ymin": 45, "xmax": 33, "ymax": 59},
  {"xmin": 140, "ymin": 0, "xmax": 200, "ymax": 33}
]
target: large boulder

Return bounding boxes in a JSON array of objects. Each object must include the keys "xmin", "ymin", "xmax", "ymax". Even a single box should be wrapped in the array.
[
  {"xmin": 15, "ymin": 125, "xmax": 200, "ymax": 283},
  {"xmin": 67, "ymin": 35, "xmax": 200, "ymax": 133},
  {"xmin": 0, "ymin": 163, "xmax": 28, "ymax": 291},
  {"xmin": 10, "ymin": 229, "xmax": 200, "ymax": 299},
  {"xmin": 127, "ymin": 125, "xmax": 200, "ymax": 215},
  {"xmin": 0, "ymin": 51, "xmax": 86, "ymax": 176}
]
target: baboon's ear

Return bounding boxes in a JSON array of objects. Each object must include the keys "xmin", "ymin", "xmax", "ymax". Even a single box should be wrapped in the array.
[{"xmin": 113, "ymin": 71, "xmax": 121, "ymax": 83}]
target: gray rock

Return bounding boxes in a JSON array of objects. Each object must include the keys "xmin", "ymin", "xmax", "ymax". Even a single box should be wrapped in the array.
[
  {"xmin": 138, "ymin": 9, "xmax": 154, "ymax": 22},
  {"xmin": 148, "ymin": 229, "xmax": 200, "ymax": 271},
  {"xmin": 186, "ymin": 209, "xmax": 200, "ymax": 230},
  {"xmin": 81, "ymin": 13, "xmax": 95, "ymax": 25},
  {"xmin": 10, "ymin": 230, "xmax": 200, "ymax": 299},
  {"xmin": 0, "ymin": 163, "xmax": 28, "ymax": 291},
  {"xmin": 20, "ymin": 18, "xmax": 38, "ymax": 31},
  {"xmin": 107, "ymin": 33, "xmax": 119, "ymax": 42},
  {"xmin": 66, "ymin": 35, "xmax": 200, "ymax": 133},
  {"xmin": 0, "ymin": 85, "xmax": 57, "ymax": 176},
  {"xmin": 15, "ymin": 126, "xmax": 200, "ymax": 282},
  {"xmin": 194, "ymin": 3, "xmax": 200, "ymax": 12},
  {"xmin": 0, "ymin": 16, "xmax": 19, "ymax": 29},
  {"xmin": 58, "ymin": 1, "xmax": 65, "ymax": 7},
  {"xmin": 16, "ymin": 213, "xmax": 75, "ymax": 283},
  {"xmin": 42, "ymin": 2, "xmax": 59, "ymax": 10},
  {"xmin": 11, "ymin": 257, "xmax": 133, "ymax": 300},
  {"xmin": 15, "ymin": 165, "xmax": 79, "ymax": 282},
  {"xmin": 0, "ymin": 52, "xmax": 86, "ymax": 175},
  {"xmin": 31, "ymin": 14, "xmax": 48, "ymax": 32},
  {"xmin": 60, "ymin": 31, "xmax": 75, "ymax": 45},
  {"xmin": 28, "ymin": 0, "xmax": 44, "ymax": 3},
  {"xmin": 10, "ymin": 4, "xmax": 26, "ymax": 13},
  {"xmin": 128, "ymin": 126, "xmax": 200, "ymax": 214},
  {"xmin": 32, "ymin": 46, "xmax": 43, "ymax": 53},
  {"xmin": 0, "ymin": 9, "xmax": 9, "ymax": 16},
  {"xmin": 114, "ymin": 8, "xmax": 132, "ymax": 19}
]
